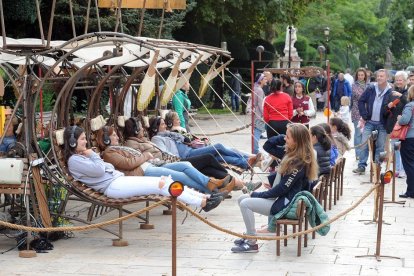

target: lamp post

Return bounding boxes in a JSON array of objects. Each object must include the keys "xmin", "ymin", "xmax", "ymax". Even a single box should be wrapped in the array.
[
  {"xmin": 346, "ymin": 44, "xmax": 351, "ymax": 69},
  {"xmin": 288, "ymin": 26, "xmax": 292, "ymax": 68},
  {"xmin": 250, "ymin": 45, "xmax": 264, "ymax": 153},
  {"xmin": 324, "ymin": 27, "xmax": 330, "ymax": 60}
]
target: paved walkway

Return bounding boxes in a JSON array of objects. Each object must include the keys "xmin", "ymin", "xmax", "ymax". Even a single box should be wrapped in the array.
[{"xmin": 1, "ymin": 112, "xmax": 414, "ymax": 275}]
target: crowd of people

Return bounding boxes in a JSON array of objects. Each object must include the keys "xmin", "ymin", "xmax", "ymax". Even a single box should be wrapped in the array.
[{"xmin": 50, "ymin": 67, "xmax": 414, "ymax": 255}]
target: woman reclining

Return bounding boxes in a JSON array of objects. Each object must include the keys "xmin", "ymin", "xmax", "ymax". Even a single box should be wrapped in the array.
[
  {"xmin": 123, "ymin": 117, "xmax": 262, "ymax": 193},
  {"xmin": 64, "ymin": 126, "xmax": 223, "ymax": 212},
  {"xmin": 96, "ymin": 126, "xmax": 231, "ymax": 195},
  {"xmin": 148, "ymin": 116, "xmax": 261, "ymax": 170}
]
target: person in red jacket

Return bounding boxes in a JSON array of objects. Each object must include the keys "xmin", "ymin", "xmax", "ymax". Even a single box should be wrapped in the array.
[{"xmin": 263, "ymin": 78, "xmax": 293, "ymax": 138}]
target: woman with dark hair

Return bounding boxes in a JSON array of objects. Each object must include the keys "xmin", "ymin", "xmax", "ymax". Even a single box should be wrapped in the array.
[
  {"xmin": 310, "ymin": 125, "xmax": 331, "ymax": 176},
  {"xmin": 351, "ymin": 68, "xmax": 367, "ymax": 160},
  {"xmin": 231, "ymin": 124, "xmax": 318, "ymax": 253},
  {"xmin": 319, "ymin": 123, "xmax": 339, "ymax": 166},
  {"xmin": 95, "ymin": 126, "xmax": 230, "ymax": 194},
  {"xmin": 63, "ymin": 126, "xmax": 223, "ymax": 212},
  {"xmin": 148, "ymin": 116, "xmax": 261, "ymax": 170},
  {"xmin": 123, "ymin": 117, "xmax": 262, "ymax": 193},
  {"xmin": 263, "ymin": 79, "xmax": 293, "ymax": 138},
  {"xmin": 291, "ymin": 81, "xmax": 315, "ymax": 128},
  {"xmin": 329, "ymin": 117, "xmax": 351, "ymax": 155},
  {"xmin": 281, "ymin": 74, "xmax": 294, "ymax": 97}
]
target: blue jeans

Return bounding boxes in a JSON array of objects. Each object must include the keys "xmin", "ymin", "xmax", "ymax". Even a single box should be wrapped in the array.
[
  {"xmin": 253, "ymin": 119, "xmax": 265, "ymax": 154},
  {"xmin": 358, "ymin": 122, "xmax": 387, "ymax": 168},
  {"xmin": 186, "ymin": 143, "xmax": 249, "ymax": 169},
  {"xmin": 352, "ymin": 120, "xmax": 362, "ymax": 159},
  {"xmin": 144, "ymin": 161, "xmax": 210, "ymax": 193},
  {"xmin": 390, "ymin": 138, "xmax": 404, "ymax": 173},
  {"xmin": 0, "ymin": 136, "xmax": 16, "ymax": 153},
  {"xmin": 231, "ymin": 92, "xmax": 240, "ymax": 111}
]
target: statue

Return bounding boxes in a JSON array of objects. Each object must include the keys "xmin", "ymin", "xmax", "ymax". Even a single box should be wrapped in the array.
[{"xmin": 284, "ymin": 25, "xmax": 298, "ymax": 57}]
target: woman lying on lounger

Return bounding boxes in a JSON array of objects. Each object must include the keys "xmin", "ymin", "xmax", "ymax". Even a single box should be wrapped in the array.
[{"xmin": 63, "ymin": 126, "xmax": 223, "ymax": 212}]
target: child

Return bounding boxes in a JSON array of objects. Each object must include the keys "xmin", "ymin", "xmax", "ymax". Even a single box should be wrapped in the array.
[
  {"xmin": 337, "ymin": 96, "xmax": 351, "ymax": 124},
  {"xmin": 0, "ymin": 108, "xmax": 17, "ymax": 153},
  {"xmin": 329, "ymin": 117, "xmax": 351, "ymax": 156}
]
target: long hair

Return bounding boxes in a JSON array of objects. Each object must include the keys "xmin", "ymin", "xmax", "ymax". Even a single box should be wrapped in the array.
[
  {"xmin": 408, "ymin": 85, "xmax": 414, "ymax": 102},
  {"xmin": 148, "ymin": 116, "xmax": 162, "ymax": 139},
  {"xmin": 318, "ymin": 123, "xmax": 336, "ymax": 146},
  {"xmin": 330, "ymin": 117, "xmax": 351, "ymax": 140},
  {"xmin": 63, "ymin": 126, "xmax": 85, "ymax": 164},
  {"xmin": 269, "ymin": 78, "xmax": 282, "ymax": 93},
  {"xmin": 278, "ymin": 123, "xmax": 318, "ymax": 181},
  {"xmin": 124, "ymin": 117, "xmax": 141, "ymax": 139},
  {"xmin": 354, "ymin": 67, "xmax": 367, "ymax": 82},
  {"xmin": 310, "ymin": 125, "xmax": 331, "ymax": 151},
  {"xmin": 96, "ymin": 126, "xmax": 115, "ymax": 152}
]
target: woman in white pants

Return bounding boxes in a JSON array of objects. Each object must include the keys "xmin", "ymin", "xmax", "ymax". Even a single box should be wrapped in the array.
[{"xmin": 63, "ymin": 126, "xmax": 223, "ymax": 212}]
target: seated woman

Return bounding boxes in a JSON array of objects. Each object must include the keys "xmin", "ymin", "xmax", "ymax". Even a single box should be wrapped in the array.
[
  {"xmin": 148, "ymin": 116, "xmax": 260, "ymax": 170},
  {"xmin": 123, "ymin": 117, "xmax": 261, "ymax": 193},
  {"xmin": 319, "ymin": 123, "xmax": 339, "ymax": 166},
  {"xmin": 329, "ymin": 117, "xmax": 351, "ymax": 156},
  {"xmin": 231, "ymin": 123, "xmax": 318, "ymax": 253},
  {"xmin": 310, "ymin": 125, "xmax": 331, "ymax": 176},
  {"xmin": 63, "ymin": 126, "xmax": 223, "ymax": 212},
  {"xmin": 164, "ymin": 110, "xmax": 209, "ymax": 147},
  {"xmin": 96, "ymin": 126, "xmax": 230, "ymax": 195}
]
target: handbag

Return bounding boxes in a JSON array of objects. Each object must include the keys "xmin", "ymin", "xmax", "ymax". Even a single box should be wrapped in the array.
[
  {"xmin": 390, "ymin": 108, "xmax": 414, "ymax": 140},
  {"xmin": 390, "ymin": 122, "xmax": 409, "ymax": 140}
]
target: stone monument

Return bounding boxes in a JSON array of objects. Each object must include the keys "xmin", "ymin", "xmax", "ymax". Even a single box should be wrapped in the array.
[{"xmin": 281, "ymin": 25, "xmax": 302, "ymax": 68}]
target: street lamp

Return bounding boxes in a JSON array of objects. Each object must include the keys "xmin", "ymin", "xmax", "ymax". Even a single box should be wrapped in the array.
[
  {"xmin": 256, "ymin": 45, "xmax": 264, "ymax": 62},
  {"xmin": 324, "ymin": 27, "xmax": 330, "ymax": 42},
  {"xmin": 346, "ymin": 44, "xmax": 351, "ymax": 69}
]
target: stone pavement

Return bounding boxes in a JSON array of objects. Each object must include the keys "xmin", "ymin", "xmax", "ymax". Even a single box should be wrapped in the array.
[{"xmin": 1, "ymin": 112, "xmax": 414, "ymax": 275}]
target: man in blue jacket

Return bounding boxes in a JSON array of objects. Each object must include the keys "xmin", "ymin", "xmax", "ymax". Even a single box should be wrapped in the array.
[
  {"xmin": 331, "ymin": 73, "xmax": 352, "ymax": 112},
  {"xmin": 353, "ymin": 69, "xmax": 392, "ymax": 174}
]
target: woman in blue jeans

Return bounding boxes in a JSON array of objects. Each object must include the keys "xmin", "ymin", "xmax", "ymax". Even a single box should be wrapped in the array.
[
  {"xmin": 96, "ymin": 126, "xmax": 231, "ymax": 194},
  {"xmin": 148, "ymin": 116, "xmax": 260, "ymax": 170}
]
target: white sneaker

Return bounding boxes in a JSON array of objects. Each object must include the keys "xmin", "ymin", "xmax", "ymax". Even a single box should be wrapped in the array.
[{"xmin": 261, "ymin": 155, "xmax": 274, "ymax": 171}]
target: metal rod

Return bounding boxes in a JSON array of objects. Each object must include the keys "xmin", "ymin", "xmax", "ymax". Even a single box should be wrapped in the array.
[
  {"xmin": 250, "ymin": 60, "xmax": 255, "ymax": 153},
  {"xmin": 326, "ymin": 60, "xmax": 331, "ymax": 123},
  {"xmin": 138, "ymin": 0, "xmax": 147, "ymax": 36},
  {"xmin": 158, "ymin": 1, "xmax": 166, "ymax": 39},
  {"xmin": 0, "ymin": 0, "xmax": 7, "ymax": 49},
  {"xmin": 172, "ymin": 197, "xmax": 177, "ymax": 276},
  {"xmin": 94, "ymin": 0, "xmax": 101, "ymax": 32},
  {"xmin": 35, "ymin": 0, "xmax": 45, "ymax": 45},
  {"xmin": 69, "ymin": 0, "xmax": 77, "ymax": 38},
  {"xmin": 85, "ymin": 0, "xmax": 92, "ymax": 34},
  {"xmin": 46, "ymin": 0, "xmax": 57, "ymax": 48},
  {"xmin": 375, "ymin": 166, "xmax": 384, "ymax": 257}
]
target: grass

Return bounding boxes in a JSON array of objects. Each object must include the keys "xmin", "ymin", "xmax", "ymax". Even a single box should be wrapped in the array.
[{"xmin": 196, "ymin": 106, "xmax": 233, "ymax": 115}]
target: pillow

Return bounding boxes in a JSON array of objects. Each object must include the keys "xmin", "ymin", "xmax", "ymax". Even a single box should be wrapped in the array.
[
  {"xmin": 159, "ymin": 109, "xmax": 169, "ymax": 120},
  {"xmin": 117, "ymin": 115, "xmax": 128, "ymax": 128},
  {"xmin": 55, "ymin": 129, "xmax": 65, "ymax": 145},
  {"xmin": 91, "ymin": 115, "xmax": 106, "ymax": 131},
  {"xmin": 142, "ymin": 116, "xmax": 149, "ymax": 128}
]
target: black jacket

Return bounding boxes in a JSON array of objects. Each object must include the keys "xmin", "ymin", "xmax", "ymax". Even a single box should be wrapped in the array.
[
  {"xmin": 383, "ymin": 86, "xmax": 408, "ymax": 134},
  {"xmin": 313, "ymin": 143, "xmax": 331, "ymax": 176},
  {"xmin": 358, "ymin": 84, "xmax": 392, "ymax": 124},
  {"xmin": 251, "ymin": 166, "xmax": 308, "ymax": 215}
]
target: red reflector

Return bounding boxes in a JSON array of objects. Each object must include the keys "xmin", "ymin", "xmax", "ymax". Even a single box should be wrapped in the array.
[
  {"xmin": 382, "ymin": 171, "xmax": 393, "ymax": 184},
  {"xmin": 169, "ymin": 181, "xmax": 184, "ymax": 197}
]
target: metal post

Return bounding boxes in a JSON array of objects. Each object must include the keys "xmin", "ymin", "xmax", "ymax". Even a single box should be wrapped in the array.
[
  {"xmin": 250, "ymin": 60, "xmax": 255, "ymax": 153},
  {"xmin": 288, "ymin": 26, "xmax": 292, "ymax": 68},
  {"xmin": 172, "ymin": 196, "xmax": 177, "ymax": 276},
  {"xmin": 326, "ymin": 60, "xmax": 331, "ymax": 123}
]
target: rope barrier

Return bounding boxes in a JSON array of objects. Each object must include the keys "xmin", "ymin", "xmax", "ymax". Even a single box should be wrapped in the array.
[
  {"xmin": 350, "ymin": 138, "xmax": 370, "ymax": 150},
  {"xmin": 0, "ymin": 198, "xmax": 170, "ymax": 232},
  {"xmin": 0, "ymin": 184, "xmax": 378, "ymax": 241},
  {"xmin": 193, "ymin": 123, "xmax": 251, "ymax": 136},
  {"xmin": 177, "ymin": 184, "xmax": 379, "ymax": 241}
]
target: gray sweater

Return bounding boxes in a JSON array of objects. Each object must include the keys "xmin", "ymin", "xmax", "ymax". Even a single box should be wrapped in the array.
[
  {"xmin": 68, "ymin": 151, "xmax": 124, "ymax": 193},
  {"xmin": 398, "ymin": 101, "xmax": 414, "ymax": 139}
]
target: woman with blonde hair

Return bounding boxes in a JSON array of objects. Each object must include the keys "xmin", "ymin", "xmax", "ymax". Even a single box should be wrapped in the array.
[{"xmin": 231, "ymin": 123, "xmax": 318, "ymax": 253}]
